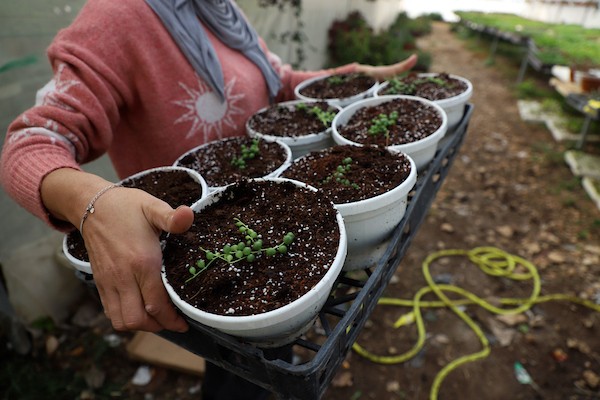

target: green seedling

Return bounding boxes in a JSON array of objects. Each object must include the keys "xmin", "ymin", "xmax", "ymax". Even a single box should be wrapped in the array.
[
  {"xmin": 322, "ymin": 157, "xmax": 360, "ymax": 189},
  {"xmin": 386, "ymin": 75, "xmax": 449, "ymax": 95},
  {"xmin": 327, "ymin": 75, "xmax": 345, "ymax": 85},
  {"xmin": 368, "ymin": 111, "xmax": 398, "ymax": 146},
  {"xmin": 296, "ymin": 103, "xmax": 336, "ymax": 127},
  {"xmin": 387, "ymin": 79, "xmax": 417, "ymax": 95},
  {"xmin": 186, "ymin": 218, "xmax": 295, "ymax": 282},
  {"xmin": 231, "ymin": 138, "xmax": 260, "ymax": 169}
]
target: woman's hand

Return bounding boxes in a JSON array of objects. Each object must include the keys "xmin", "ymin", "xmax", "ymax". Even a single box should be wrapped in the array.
[
  {"xmin": 355, "ymin": 54, "xmax": 418, "ymax": 81},
  {"xmin": 42, "ymin": 168, "xmax": 193, "ymax": 333},
  {"xmin": 85, "ymin": 188, "xmax": 193, "ymax": 332}
]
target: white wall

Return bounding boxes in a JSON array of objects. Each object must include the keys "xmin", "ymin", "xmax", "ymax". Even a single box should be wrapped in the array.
[
  {"xmin": 238, "ymin": 0, "xmax": 402, "ymax": 70},
  {"xmin": 522, "ymin": 1, "xmax": 600, "ymax": 28},
  {"xmin": 399, "ymin": 0, "xmax": 527, "ymax": 22}
]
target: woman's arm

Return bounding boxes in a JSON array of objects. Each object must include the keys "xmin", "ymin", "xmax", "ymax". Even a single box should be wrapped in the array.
[
  {"xmin": 41, "ymin": 167, "xmax": 192, "ymax": 332},
  {"xmin": 355, "ymin": 54, "xmax": 419, "ymax": 80},
  {"xmin": 266, "ymin": 46, "xmax": 418, "ymax": 101},
  {"xmin": 1, "ymin": 0, "xmax": 196, "ymax": 333}
]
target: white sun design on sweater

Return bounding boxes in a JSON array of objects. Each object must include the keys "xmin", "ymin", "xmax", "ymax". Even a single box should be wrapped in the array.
[
  {"xmin": 173, "ymin": 77, "xmax": 244, "ymax": 141},
  {"xmin": 41, "ymin": 63, "xmax": 81, "ymax": 111}
]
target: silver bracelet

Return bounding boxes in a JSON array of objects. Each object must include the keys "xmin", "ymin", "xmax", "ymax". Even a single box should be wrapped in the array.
[{"xmin": 79, "ymin": 184, "xmax": 118, "ymax": 232}]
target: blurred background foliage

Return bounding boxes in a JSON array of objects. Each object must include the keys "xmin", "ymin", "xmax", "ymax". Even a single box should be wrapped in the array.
[{"xmin": 326, "ymin": 11, "xmax": 435, "ymax": 71}]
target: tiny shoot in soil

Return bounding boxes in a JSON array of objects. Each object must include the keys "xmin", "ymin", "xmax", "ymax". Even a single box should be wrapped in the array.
[
  {"xmin": 387, "ymin": 79, "xmax": 417, "ymax": 95},
  {"xmin": 368, "ymin": 111, "xmax": 398, "ymax": 146},
  {"xmin": 322, "ymin": 157, "xmax": 360, "ymax": 189},
  {"xmin": 295, "ymin": 103, "xmax": 336, "ymax": 127},
  {"xmin": 231, "ymin": 138, "xmax": 260, "ymax": 169},
  {"xmin": 386, "ymin": 76, "xmax": 451, "ymax": 95},
  {"xmin": 186, "ymin": 218, "xmax": 295, "ymax": 282},
  {"xmin": 327, "ymin": 75, "xmax": 346, "ymax": 85}
]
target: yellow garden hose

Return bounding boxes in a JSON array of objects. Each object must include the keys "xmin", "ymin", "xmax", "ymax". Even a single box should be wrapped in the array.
[
  {"xmin": 352, "ymin": 247, "xmax": 600, "ymax": 400},
  {"xmin": 583, "ymin": 99, "xmax": 600, "ymax": 116}
]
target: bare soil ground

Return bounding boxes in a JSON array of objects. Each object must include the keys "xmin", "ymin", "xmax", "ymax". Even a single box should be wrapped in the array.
[
  {"xmin": 324, "ymin": 22, "xmax": 600, "ymax": 400},
  {"xmin": 2, "ymin": 22, "xmax": 600, "ymax": 400}
]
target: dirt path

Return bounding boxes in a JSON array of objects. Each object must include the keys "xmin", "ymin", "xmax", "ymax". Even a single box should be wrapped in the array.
[{"xmin": 324, "ymin": 22, "xmax": 600, "ymax": 400}]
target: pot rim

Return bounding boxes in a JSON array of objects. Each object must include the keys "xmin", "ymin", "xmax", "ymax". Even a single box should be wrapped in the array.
[
  {"xmin": 334, "ymin": 150, "xmax": 417, "ymax": 215},
  {"xmin": 294, "ymin": 73, "xmax": 379, "ymax": 106},
  {"xmin": 375, "ymin": 73, "xmax": 473, "ymax": 106},
  {"xmin": 161, "ymin": 177, "xmax": 348, "ymax": 331},
  {"xmin": 246, "ymin": 99, "xmax": 342, "ymax": 145},
  {"xmin": 172, "ymin": 136, "xmax": 293, "ymax": 192},
  {"xmin": 280, "ymin": 146, "xmax": 417, "ymax": 215},
  {"xmin": 332, "ymin": 94, "xmax": 448, "ymax": 153}
]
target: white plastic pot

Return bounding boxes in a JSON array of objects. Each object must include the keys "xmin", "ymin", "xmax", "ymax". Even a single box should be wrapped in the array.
[
  {"xmin": 376, "ymin": 73, "xmax": 472, "ymax": 131},
  {"xmin": 281, "ymin": 147, "xmax": 417, "ymax": 271},
  {"xmin": 294, "ymin": 74, "xmax": 379, "ymax": 108},
  {"xmin": 62, "ymin": 238, "xmax": 94, "ymax": 275},
  {"xmin": 335, "ymin": 151, "xmax": 417, "ymax": 270},
  {"xmin": 246, "ymin": 99, "xmax": 342, "ymax": 160},
  {"xmin": 161, "ymin": 178, "xmax": 348, "ymax": 347},
  {"xmin": 332, "ymin": 95, "xmax": 448, "ymax": 170},
  {"xmin": 62, "ymin": 166, "xmax": 209, "ymax": 275},
  {"xmin": 173, "ymin": 137, "xmax": 293, "ymax": 192}
]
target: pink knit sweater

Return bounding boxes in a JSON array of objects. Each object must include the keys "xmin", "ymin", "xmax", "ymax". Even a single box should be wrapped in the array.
[{"xmin": 0, "ymin": 0, "xmax": 356, "ymax": 230}]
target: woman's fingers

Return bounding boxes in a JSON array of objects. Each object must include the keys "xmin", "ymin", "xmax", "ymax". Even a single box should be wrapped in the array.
[
  {"xmin": 356, "ymin": 54, "xmax": 419, "ymax": 80},
  {"xmin": 140, "ymin": 269, "xmax": 188, "ymax": 333},
  {"xmin": 85, "ymin": 189, "xmax": 191, "ymax": 332}
]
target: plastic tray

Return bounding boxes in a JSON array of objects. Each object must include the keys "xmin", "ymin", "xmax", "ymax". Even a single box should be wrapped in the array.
[{"xmin": 159, "ymin": 104, "xmax": 475, "ymax": 400}]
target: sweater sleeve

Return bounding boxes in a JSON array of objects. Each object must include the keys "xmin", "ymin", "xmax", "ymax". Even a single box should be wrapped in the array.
[{"xmin": 0, "ymin": 0, "xmax": 136, "ymax": 231}]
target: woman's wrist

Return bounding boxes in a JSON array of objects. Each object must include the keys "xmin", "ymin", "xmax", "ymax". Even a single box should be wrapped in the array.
[{"xmin": 41, "ymin": 168, "xmax": 115, "ymax": 228}]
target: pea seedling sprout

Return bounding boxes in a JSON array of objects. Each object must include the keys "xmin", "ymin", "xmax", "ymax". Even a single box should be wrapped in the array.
[
  {"xmin": 326, "ymin": 75, "xmax": 345, "ymax": 85},
  {"xmin": 368, "ymin": 111, "xmax": 398, "ymax": 146},
  {"xmin": 231, "ymin": 138, "xmax": 261, "ymax": 169},
  {"xmin": 295, "ymin": 102, "xmax": 336, "ymax": 127},
  {"xmin": 322, "ymin": 157, "xmax": 360, "ymax": 190},
  {"xmin": 386, "ymin": 75, "xmax": 449, "ymax": 95}
]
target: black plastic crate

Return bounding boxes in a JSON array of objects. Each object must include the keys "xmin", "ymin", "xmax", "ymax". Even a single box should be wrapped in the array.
[{"xmin": 159, "ymin": 104, "xmax": 474, "ymax": 400}]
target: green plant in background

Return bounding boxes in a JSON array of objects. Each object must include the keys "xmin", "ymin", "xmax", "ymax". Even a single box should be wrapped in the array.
[
  {"xmin": 456, "ymin": 13, "xmax": 600, "ymax": 136},
  {"xmin": 535, "ymin": 96, "xmax": 600, "ymax": 134},
  {"xmin": 322, "ymin": 157, "xmax": 360, "ymax": 189},
  {"xmin": 29, "ymin": 316, "xmax": 56, "ymax": 332},
  {"xmin": 231, "ymin": 138, "xmax": 260, "ymax": 169},
  {"xmin": 539, "ymin": 97, "xmax": 562, "ymax": 114},
  {"xmin": 425, "ymin": 12, "xmax": 444, "ymax": 22},
  {"xmin": 455, "ymin": 11, "xmax": 600, "ymax": 67},
  {"xmin": 1, "ymin": 329, "xmax": 127, "ymax": 399},
  {"xmin": 531, "ymin": 141, "xmax": 565, "ymax": 167},
  {"xmin": 326, "ymin": 11, "xmax": 432, "ymax": 71},
  {"xmin": 515, "ymin": 79, "xmax": 554, "ymax": 99}
]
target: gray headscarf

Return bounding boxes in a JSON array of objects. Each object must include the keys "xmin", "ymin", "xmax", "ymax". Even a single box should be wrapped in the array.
[{"xmin": 145, "ymin": 0, "xmax": 282, "ymax": 102}]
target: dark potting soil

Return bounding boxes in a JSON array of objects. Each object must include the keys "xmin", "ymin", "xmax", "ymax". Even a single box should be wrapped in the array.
[
  {"xmin": 298, "ymin": 73, "xmax": 377, "ymax": 100},
  {"xmin": 338, "ymin": 98, "xmax": 442, "ymax": 146},
  {"xmin": 247, "ymin": 101, "xmax": 338, "ymax": 138},
  {"xmin": 66, "ymin": 168, "xmax": 203, "ymax": 263},
  {"xmin": 281, "ymin": 145, "xmax": 412, "ymax": 204},
  {"xmin": 378, "ymin": 72, "xmax": 468, "ymax": 100},
  {"xmin": 162, "ymin": 179, "xmax": 341, "ymax": 316},
  {"xmin": 175, "ymin": 136, "xmax": 288, "ymax": 187}
]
